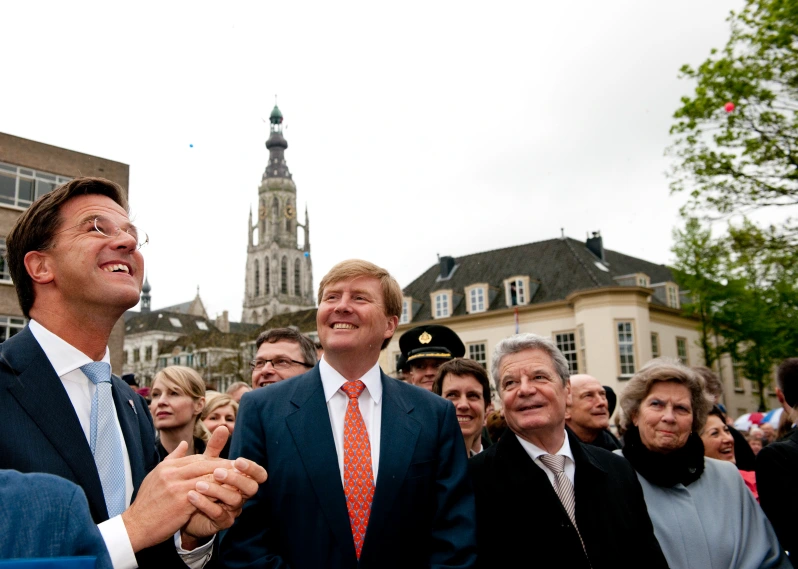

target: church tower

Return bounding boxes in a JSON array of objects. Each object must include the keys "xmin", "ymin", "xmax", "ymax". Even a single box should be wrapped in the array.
[{"xmin": 242, "ymin": 104, "xmax": 315, "ymax": 324}]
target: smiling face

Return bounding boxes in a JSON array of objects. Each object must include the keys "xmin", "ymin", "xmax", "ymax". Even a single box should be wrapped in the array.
[
  {"xmin": 441, "ymin": 373, "xmax": 487, "ymax": 445},
  {"xmin": 150, "ymin": 377, "xmax": 204, "ymax": 432},
  {"xmin": 566, "ymin": 375, "xmax": 610, "ymax": 440},
  {"xmin": 317, "ymin": 276, "xmax": 397, "ymax": 365},
  {"xmin": 203, "ymin": 404, "xmax": 237, "ymax": 436},
  {"xmin": 251, "ymin": 340, "xmax": 309, "ymax": 388},
  {"xmin": 30, "ymin": 194, "xmax": 143, "ymax": 317},
  {"xmin": 701, "ymin": 414, "xmax": 735, "ymax": 463},
  {"xmin": 633, "ymin": 381, "xmax": 694, "ymax": 454},
  {"xmin": 499, "ymin": 348, "xmax": 569, "ymax": 449}
]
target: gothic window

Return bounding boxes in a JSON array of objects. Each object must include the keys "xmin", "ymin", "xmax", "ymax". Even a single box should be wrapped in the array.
[
  {"xmin": 272, "ymin": 197, "xmax": 279, "ymax": 219},
  {"xmin": 254, "ymin": 259, "xmax": 260, "ymax": 296},
  {"xmin": 281, "ymin": 256, "xmax": 288, "ymax": 294},
  {"xmin": 294, "ymin": 259, "xmax": 301, "ymax": 295},
  {"xmin": 264, "ymin": 259, "xmax": 271, "ymax": 294}
]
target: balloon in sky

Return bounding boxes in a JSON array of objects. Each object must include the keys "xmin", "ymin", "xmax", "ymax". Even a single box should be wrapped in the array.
[
  {"xmin": 190, "ymin": 144, "xmax": 194, "ymax": 148},
  {"xmin": 724, "ymin": 102, "xmax": 735, "ymax": 113},
  {"xmin": 304, "ymin": 252, "xmax": 309, "ymax": 257}
]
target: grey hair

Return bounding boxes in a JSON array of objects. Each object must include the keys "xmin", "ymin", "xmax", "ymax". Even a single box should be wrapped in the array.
[
  {"xmin": 491, "ymin": 333, "xmax": 570, "ymax": 389},
  {"xmin": 619, "ymin": 357, "xmax": 713, "ymax": 433}
]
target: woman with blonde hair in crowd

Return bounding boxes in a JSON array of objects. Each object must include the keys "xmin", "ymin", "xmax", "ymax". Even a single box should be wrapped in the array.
[
  {"xmin": 202, "ymin": 394, "xmax": 238, "ymax": 437},
  {"xmin": 150, "ymin": 366, "xmax": 209, "ymax": 459}
]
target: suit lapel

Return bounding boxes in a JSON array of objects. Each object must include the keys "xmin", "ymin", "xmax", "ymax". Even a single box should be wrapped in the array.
[
  {"xmin": 366, "ymin": 374, "xmax": 420, "ymax": 543},
  {"xmin": 111, "ymin": 377, "xmax": 146, "ymax": 491},
  {"xmin": 1, "ymin": 328, "xmax": 108, "ymax": 520},
  {"xmin": 284, "ymin": 369, "xmax": 356, "ymax": 559}
]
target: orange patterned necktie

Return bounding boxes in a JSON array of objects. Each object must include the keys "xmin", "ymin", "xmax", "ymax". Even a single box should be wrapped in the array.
[{"xmin": 341, "ymin": 380, "xmax": 375, "ymax": 559}]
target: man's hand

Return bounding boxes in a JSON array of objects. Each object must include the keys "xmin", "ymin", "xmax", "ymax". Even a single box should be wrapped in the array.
[
  {"xmin": 121, "ymin": 441, "xmax": 229, "ymax": 552},
  {"xmin": 181, "ymin": 427, "xmax": 268, "ymax": 548}
]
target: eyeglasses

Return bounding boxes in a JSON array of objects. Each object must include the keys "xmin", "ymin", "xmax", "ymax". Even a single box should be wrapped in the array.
[
  {"xmin": 250, "ymin": 357, "xmax": 312, "ymax": 371},
  {"xmin": 53, "ymin": 215, "xmax": 149, "ymax": 250}
]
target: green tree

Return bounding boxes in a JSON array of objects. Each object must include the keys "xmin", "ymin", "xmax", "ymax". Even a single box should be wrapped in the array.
[
  {"xmin": 669, "ymin": 0, "xmax": 798, "ymax": 234},
  {"xmin": 671, "ymin": 218, "xmax": 729, "ymax": 367},
  {"xmin": 715, "ymin": 220, "xmax": 798, "ymax": 410}
]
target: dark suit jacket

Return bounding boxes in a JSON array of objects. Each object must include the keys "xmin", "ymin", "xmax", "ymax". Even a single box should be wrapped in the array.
[
  {"xmin": 757, "ymin": 428, "xmax": 798, "ymax": 564},
  {"xmin": 220, "ymin": 366, "xmax": 477, "ymax": 569},
  {"xmin": 0, "ymin": 469, "xmax": 112, "ymax": 567},
  {"xmin": 0, "ymin": 327, "xmax": 184, "ymax": 568},
  {"xmin": 469, "ymin": 429, "xmax": 668, "ymax": 569}
]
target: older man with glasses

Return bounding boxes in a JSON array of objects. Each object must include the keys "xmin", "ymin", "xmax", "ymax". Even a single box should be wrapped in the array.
[{"xmin": 250, "ymin": 328, "xmax": 317, "ymax": 388}]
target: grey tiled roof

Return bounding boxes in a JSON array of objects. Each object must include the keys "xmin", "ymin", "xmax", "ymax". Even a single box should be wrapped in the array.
[
  {"xmin": 402, "ymin": 237, "xmax": 675, "ymax": 320},
  {"xmin": 124, "ymin": 310, "xmax": 218, "ymax": 335}
]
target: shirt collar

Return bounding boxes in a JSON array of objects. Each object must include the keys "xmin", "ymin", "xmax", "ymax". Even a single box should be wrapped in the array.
[
  {"xmin": 29, "ymin": 319, "xmax": 111, "ymax": 377},
  {"xmin": 319, "ymin": 356, "xmax": 383, "ymax": 403},
  {"xmin": 516, "ymin": 429, "xmax": 574, "ymax": 463}
]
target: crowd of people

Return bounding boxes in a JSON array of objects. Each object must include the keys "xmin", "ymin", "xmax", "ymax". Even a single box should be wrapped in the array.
[{"xmin": 1, "ymin": 175, "xmax": 797, "ymax": 569}]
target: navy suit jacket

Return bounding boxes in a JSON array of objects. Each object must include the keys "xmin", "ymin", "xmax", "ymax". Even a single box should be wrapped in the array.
[
  {"xmin": 0, "ymin": 469, "xmax": 112, "ymax": 568},
  {"xmin": 220, "ymin": 366, "xmax": 477, "ymax": 569},
  {"xmin": 0, "ymin": 326, "xmax": 184, "ymax": 568}
]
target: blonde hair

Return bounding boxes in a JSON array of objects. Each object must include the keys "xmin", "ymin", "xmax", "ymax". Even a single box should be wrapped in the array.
[
  {"xmin": 201, "ymin": 394, "xmax": 239, "ymax": 421},
  {"xmin": 317, "ymin": 259, "xmax": 402, "ymax": 349},
  {"xmin": 152, "ymin": 366, "xmax": 210, "ymax": 442}
]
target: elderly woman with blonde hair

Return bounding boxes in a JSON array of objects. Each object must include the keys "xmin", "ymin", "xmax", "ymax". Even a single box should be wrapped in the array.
[
  {"xmin": 618, "ymin": 358, "xmax": 788, "ymax": 569},
  {"xmin": 150, "ymin": 366, "xmax": 209, "ymax": 459}
]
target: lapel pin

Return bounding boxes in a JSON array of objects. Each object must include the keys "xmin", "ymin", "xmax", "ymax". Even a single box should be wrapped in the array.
[{"xmin": 128, "ymin": 399, "xmax": 137, "ymax": 414}]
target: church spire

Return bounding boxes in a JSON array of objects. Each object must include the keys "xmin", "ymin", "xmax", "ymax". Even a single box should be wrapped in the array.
[
  {"xmin": 141, "ymin": 275, "xmax": 151, "ymax": 313},
  {"xmin": 263, "ymin": 102, "xmax": 291, "ymax": 180}
]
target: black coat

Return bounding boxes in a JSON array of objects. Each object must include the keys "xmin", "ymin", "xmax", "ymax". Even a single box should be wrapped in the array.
[
  {"xmin": 757, "ymin": 428, "xmax": 798, "ymax": 565},
  {"xmin": 469, "ymin": 429, "xmax": 668, "ymax": 569}
]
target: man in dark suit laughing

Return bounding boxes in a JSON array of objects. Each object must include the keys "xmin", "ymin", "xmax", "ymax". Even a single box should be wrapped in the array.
[{"xmin": 0, "ymin": 177, "xmax": 265, "ymax": 568}]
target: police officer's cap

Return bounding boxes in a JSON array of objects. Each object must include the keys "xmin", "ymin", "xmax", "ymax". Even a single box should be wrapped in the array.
[{"xmin": 399, "ymin": 325, "xmax": 465, "ymax": 364}]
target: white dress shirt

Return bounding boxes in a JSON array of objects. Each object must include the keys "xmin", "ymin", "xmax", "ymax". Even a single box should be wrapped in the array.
[
  {"xmin": 516, "ymin": 430, "xmax": 576, "ymax": 487},
  {"xmin": 29, "ymin": 320, "xmax": 212, "ymax": 569},
  {"xmin": 319, "ymin": 356, "xmax": 382, "ymax": 483}
]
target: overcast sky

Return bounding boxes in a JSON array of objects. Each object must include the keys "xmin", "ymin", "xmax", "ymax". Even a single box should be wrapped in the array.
[{"xmin": 2, "ymin": 1, "xmax": 750, "ymax": 320}]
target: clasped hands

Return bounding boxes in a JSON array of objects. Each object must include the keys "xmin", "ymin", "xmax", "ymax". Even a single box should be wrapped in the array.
[{"xmin": 122, "ymin": 426, "xmax": 267, "ymax": 552}]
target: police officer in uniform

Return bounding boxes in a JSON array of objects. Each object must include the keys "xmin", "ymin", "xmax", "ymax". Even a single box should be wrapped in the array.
[{"xmin": 399, "ymin": 325, "xmax": 466, "ymax": 391}]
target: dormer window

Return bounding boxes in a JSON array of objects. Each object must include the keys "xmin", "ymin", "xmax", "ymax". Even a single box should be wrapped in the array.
[
  {"xmin": 637, "ymin": 274, "xmax": 650, "ymax": 287},
  {"xmin": 504, "ymin": 276, "xmax": 530, "ymax": 307},
  {"xmin": 400, "ymin": 298, "xmax": 411, "ymax": 324},
  {"xmin": 667, "ymin": 284, "xmax": 680, "ymax": 309},
  {"xmin": 464, "ymin": 284, "xmax": 488, "ymax": 314},
  {"xmin": 431, "ymin": 290, "xmax": 452, "ymax": 319}
]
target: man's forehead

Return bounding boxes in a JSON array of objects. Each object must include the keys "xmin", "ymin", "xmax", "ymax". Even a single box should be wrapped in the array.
[
  {"xmin": 500, "ymin": 349, "xmax": 556, "ymax": 374},
  {"xmin": 322, "ymin": 276, "xmax": 381, "ymax": 293},
  {"xmin": 571, "ymin": 377, "xmax": 604, "ymax": 394},
  {"xmin": 257, "ymin": 340, "xmax": 302, "ymax": 357}
]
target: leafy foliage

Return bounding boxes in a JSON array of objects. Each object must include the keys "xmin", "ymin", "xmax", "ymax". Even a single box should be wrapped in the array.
[
  {"xmin": 669, "ymin": 0, "xmax": 798, "ymax": 232},
  {"xmin": 673, "ymin": 218, "xmax": 798, "ymax": 410}
]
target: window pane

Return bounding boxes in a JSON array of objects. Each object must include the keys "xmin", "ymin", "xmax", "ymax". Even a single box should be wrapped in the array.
[
  {"xmin": 36, "ymin": 180, "xmax": 54, "ymax": 198},
  {"xmin": 18, "ymin": 178, "xmax": 34, "ymax": 202},
  {"xmin": 0, "ymin": 173, "xmax": 15, "ymax": 204}
]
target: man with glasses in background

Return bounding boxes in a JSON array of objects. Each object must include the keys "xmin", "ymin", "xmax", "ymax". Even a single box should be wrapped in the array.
[{"xmin": 250, "ymin": 328, "xmax": 317, "ymax": 388}]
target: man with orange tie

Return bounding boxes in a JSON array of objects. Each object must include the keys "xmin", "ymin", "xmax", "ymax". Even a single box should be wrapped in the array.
[{"xmin": 220, "ymin": 259, "xmax": 477, "ymax": 569}]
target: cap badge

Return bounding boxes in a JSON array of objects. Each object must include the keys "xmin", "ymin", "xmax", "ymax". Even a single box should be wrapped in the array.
[{"xmin": 419, "ymin": 331, "xmax": 432, "ymax": 344}]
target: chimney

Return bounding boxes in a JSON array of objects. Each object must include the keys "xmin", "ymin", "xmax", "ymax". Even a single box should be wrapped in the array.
[
  {"xmin": 439, "ymin": 256, "xmax": 456, "ymax": 280},
  {"xmin": 586, "ymin": 231, "xmax": 604, "ymax": 261},
  {"xmin": 215, "ymin": 310, "xmax": 230, "ymax": 333}
]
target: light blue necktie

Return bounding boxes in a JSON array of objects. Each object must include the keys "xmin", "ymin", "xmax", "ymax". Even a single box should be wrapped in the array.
[{"xmin": 82, "ymin": 361, "xmax": 127, "ymax": 518}]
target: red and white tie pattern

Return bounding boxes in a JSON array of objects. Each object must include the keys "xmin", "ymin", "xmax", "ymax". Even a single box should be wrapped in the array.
[{"xmin": 341, "ymin": 380, "xmax": 374, "ymax": 559}]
